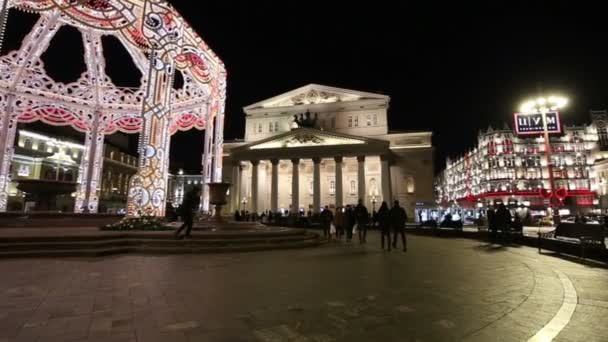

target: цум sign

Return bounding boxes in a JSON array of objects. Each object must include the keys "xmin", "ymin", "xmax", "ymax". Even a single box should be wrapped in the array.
[{"xmin": 514, "ymin": 112, "xmax": 561, "ymax": 135}]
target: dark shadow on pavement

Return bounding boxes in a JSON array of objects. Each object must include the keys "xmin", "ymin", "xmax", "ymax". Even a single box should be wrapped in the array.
[{"xmin": 539, "ymin": 250, "xmax": 608, "ymax": 269}]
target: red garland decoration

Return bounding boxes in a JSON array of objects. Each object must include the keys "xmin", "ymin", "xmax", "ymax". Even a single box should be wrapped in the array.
[
  {"xmin": 539, "ymin": 188, "xmax": 552, "ymax": 199},
  {"xmin": 555, "ymin": 188, "xmax": 568, "ymax": 201}
]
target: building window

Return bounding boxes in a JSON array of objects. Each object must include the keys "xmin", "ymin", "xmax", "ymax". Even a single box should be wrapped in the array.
[
  {"xmin": 274, "ymin": 121, "xmax": 279, "ymax": 132},
  {"xmin": 487, "ymin": 141, "xmax": 496, "ymax": 155},
  {"xmin": 17, "ymin": 165, "xmax": 30, "ymax": 177},
  {"xmin": 64, "ymin": 170, "xmax": 74, "ymax": 182},
  {"xmin": 354, "ymin": 116, "xmax": 359, "ymax": 127},
  {"xmin": 350, "ymin": 180, "xmax": 356, "ymax": 194},
  {"xmin": 366, "ymin": 114, "xmax": 372, "ymax": 126},
  {"xmin": 258, "ymin": 123, "xmax": 262, "ymax": 133},
  {"xmin": 269, "ymin": 122, "xmax": 273, "ymax": 132},
  {"xmin": 24, "ymin": 139, "xmax": 32, "ymax": 149},
  {"xmin": 330, "ymin": 180, "xmax": 335, "ymax": 195},
  {"xmin": 373, "ymin": 114, "xmax": 378, "ymax": 126},
  {"xmin": 39, "ymin": 142, "xmax": 46, "ymax": 152},
  {"xmin": 348, "ymin": 116, "xmax": 353, "ymax": 127},
  {"xmin": 503, "ymin": 139, "xmax": 514, "ymax": 154}
]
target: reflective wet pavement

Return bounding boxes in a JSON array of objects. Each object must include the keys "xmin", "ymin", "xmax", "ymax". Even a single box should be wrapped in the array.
[{"xmin": 0, "ymin": 233, "xmax": 607, "ymax": 341}]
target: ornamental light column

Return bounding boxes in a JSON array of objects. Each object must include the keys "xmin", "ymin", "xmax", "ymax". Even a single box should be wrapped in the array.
[{"xmin": 520, "ymin": 95, "xmax": 568, "ymax": 221}]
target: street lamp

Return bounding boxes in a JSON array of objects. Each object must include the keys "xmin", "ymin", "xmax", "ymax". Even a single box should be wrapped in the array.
[{"xmin": 519, "ymin": 95, "xmax": 568, "ymax": 222}]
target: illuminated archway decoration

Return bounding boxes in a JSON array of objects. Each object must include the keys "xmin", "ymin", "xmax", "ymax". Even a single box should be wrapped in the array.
[{"xmin": 0, "ymin": 0, "xmax": 227, "ymax": 216}]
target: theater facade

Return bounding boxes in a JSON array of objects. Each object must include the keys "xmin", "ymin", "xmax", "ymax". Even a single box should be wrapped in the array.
[{"xmin": 221, "ymin": 84, "xmax": 434, "ymax": 217}]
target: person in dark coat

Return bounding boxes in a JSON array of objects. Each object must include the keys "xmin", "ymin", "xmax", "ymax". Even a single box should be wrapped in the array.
[
  {"xmin": 377, "ymin": 201, "xmax": 392, "ymax": 250},
  {"xmin": 333, "ymin": 206, "xmax": 345, "ymax": 239},
  {"xmin": 319, "ymin": 206, "xmax": 334, "ymax": 240},
  {"xmin": 494, "ymin": 204, "xmax": 511, "ymax": 238},
  {"xmin": 487, "ymin": 206, "xmax": 497, "ymax": 239},
  {"xmin": 174, "ymin": 187, "xmax": 201, "ymax": 239},
  {"xmin": 345, "ymin": 205, "xmax": 356, "ymax": 242},
  {"xmin": 390, "ymin": 200, "xmax": 408, "ymax": 251},
  {"xmin": 355, "ymin": 199, "xmax": 370, "ymax": 244}
]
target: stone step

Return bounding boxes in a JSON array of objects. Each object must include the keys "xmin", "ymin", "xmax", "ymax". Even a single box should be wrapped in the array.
[
  {"xmin": 0, "ymin": 239, "xmax": 321, "ymax": 258},
  {"xmin": 0, "ymin": 229, "xmax": 309, "ymax": 243},
  {"xmin": 0, "ymin": 233, "xmax": 320, "ymax": 251}
]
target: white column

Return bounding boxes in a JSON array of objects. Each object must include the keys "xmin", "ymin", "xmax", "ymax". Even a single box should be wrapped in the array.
[
  {"xmin": 231, "ymin": 162, "xmax": 241, "ymax": 212},
  {"xmin": 381, "ymin": 155, "xmax": 392, "ymax": 204},
  {"xmin": 74, "ymin": 114, "xmax": 105, "ymax": 213},
  {"xmin": 357, "ymin": 155, "xmax": 366, "ymax": 203},
  {"xmin": 0, "ymin": 0, "xmax": 9, "ymax": 52},
  {"xmin": 201, "ymin": 108, "xmax": 214, "ymax": 212},
  {"xmin": 291, "ymin": 158, "xmax": 300, "ymax": 214},
  {"xmin": 334, "ymin": 156, "xmax": 343, "ymax": 207},
  {"xmin": 0, "ymin": 97, "xmax": 16, "ymax": 212},
  {"xmin": 251, "ymin": 160, "xmax": 259, "ymax": 214},
  {"xmin": 270, "ymin": 159, "xmax": 279, "ymax": 213},
  {"xmin": 313, "ymin": 157, "xmax": 321, "ymax": 213},
  {"xmin": 212, "ymin": 103, "xmax": 225, "ymax": 182}
]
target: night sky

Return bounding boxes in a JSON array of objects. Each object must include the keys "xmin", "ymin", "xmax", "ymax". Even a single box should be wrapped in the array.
[{"xmin": 3, "ymin": 1, "xmax": 608, "ymax": 174}]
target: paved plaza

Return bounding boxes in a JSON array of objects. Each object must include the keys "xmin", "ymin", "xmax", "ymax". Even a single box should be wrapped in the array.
[{"xmin": 0, "ymin": 232, "xmax": 607, "ymax": 342}]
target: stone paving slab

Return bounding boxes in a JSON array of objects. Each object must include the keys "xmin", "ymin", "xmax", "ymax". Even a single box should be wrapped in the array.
[{"xmin": 0, "ymin": 233, "xmax": 607, "ymax": 341}]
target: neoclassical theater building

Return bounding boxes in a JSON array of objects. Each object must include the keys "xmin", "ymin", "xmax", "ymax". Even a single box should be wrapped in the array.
[{"xmin": 221, "ymin": 84, "xmax": 434, "ymax": 217}]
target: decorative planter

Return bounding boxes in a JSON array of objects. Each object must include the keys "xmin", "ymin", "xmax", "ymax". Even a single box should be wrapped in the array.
[{"xmin": 208, "ymin": 182, "xmax": 231, "ymax": 220}]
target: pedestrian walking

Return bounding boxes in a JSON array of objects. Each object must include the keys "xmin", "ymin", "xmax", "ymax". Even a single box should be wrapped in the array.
[
  {"xmin": 334, "ymin": 206, "xmax": 345, "ymax": 240},
  {"xmin": 345, "ymin": 205, "xmax": 356, "ymax": 242},
  {"xmin": 377, "ymin": 201, "xmax": 391, "ymax": 250},
  {"xmin": 355, "ymin": 199, "xmax": 369, "ymax": 244},
  {"xmin": 390, "ymin": 200, "xmax": 408, "ymax": 251},
  {"xmin": 319, "ymin": 205, "xmax": 334, "ymax": 240},
  {"xmin": 495, "ymin": 204, "xmax": 511, "ymax": 241},
  {"xmin": 174, "ymin": 186, "xmax": 201, "ymax": 239}
]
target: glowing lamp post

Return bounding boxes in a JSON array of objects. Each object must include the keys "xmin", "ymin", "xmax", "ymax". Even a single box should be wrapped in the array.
[
  {"xmin": 519, "ymin": 95, "xmax": 568, "ymax": 221},
  {"xmin": 371, "ymin": 195, "xmax": 377, "ymax": 212}
]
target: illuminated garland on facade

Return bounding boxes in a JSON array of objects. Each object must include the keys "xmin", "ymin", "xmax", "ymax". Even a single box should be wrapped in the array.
[{"xmin": 0, "ymin": 0, "xmax": 226, "ymax": 215}]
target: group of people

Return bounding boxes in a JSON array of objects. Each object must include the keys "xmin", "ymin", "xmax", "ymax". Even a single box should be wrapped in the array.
[
  {"xmin": 234, "ymin": 210, "xmax": 275, "ymax": 223},
  {"xmin": 486, "ymin": 203, "xmax": 523, "ymax": 240},
  {"xmin": 319, "ymin": 199, "xmax": 408, "ymax": 251},
  {"xmin": 172, "ymin": 187, "xmax": 410, "ymax": 252}
]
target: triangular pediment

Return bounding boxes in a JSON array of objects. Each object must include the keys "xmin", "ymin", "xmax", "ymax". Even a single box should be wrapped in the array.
[
  {"xmin": 244, "ymin": 84, "xmax": 389, "ymax": 110},
  {"xmin": 245, "ymin": 128, "xmax": 368, "ymax": 150}
]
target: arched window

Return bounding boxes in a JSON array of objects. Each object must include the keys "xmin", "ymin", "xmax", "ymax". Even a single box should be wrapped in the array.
[
  {"xmin": 24, "ymin": 139, "xmax": 32, "ymax": 149},
  {"xmin": 369, "ymin": 178, "xmax": 378, "ymax": 195},
  {"xmin": 38, "ymin": 142, "xmax": 46, "ymax": 152},
  {"xmin": 406, "ymin": 176, "xmax": 415, "ymax": 194}
]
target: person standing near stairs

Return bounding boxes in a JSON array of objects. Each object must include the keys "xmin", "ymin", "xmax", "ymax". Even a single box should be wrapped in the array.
[{"xmin": 174, "ymin": 186, "xmax": 201, "ymax": 239}]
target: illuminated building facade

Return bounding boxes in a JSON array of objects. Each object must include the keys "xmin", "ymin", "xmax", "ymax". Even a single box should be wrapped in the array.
[
  {"xmin": 222, "ymin": 84, "xmax": 435, "ymax": 218},
  {"xmin": 435, "ymin": 116, "xmax": 605, "ymax": 211}
]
